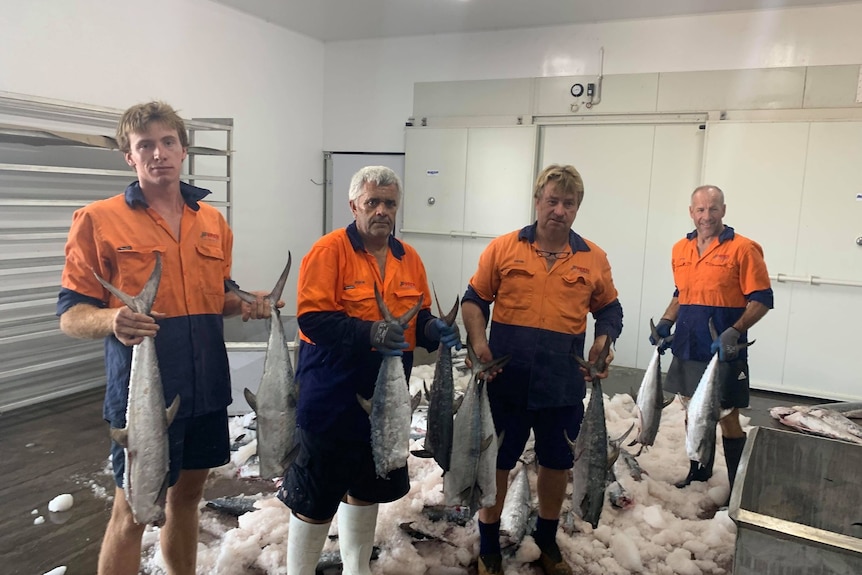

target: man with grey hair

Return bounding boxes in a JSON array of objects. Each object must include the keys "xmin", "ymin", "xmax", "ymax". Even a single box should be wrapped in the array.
[
  {"xmin": 650, "ymin": 184, "xmax": 772, "ymax": 499},
  {"xmin": 279, "ymin": 166, "xmax": 461, "ymax": 574}
]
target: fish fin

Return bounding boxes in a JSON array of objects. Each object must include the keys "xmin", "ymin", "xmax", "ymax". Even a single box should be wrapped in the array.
[
  {"xmin": 398, "ymin": 293, "xmax": 424, "ymax": 326},
  {"xmin": 410, "ymin": 449, "xmax": 434, "ymax": 459},
  {"xmin": 480, "ymin": 434, "xmax": 494, "ymax": 452},
  {"xmin": 356, "ymin": 393, "xmax": 372, "ymax": 415},
  {"xmin": 564, "ymin": 428, "xmax": 577, "ymax": 449},
  {"xmin": 152, "ymin": 474, "xmax": 170, "ymax": 527},
  {"xmin": 452, "ymin": 394, "xmax": 464, "ymax": 415},
  {"xmin": 226, "ymin": 283, "xmax": 259, "ymax": 305},
  {"xmin": 110, "ymin": 427, "xmax": 129, "ymax": 447},
  {"xmin": 708, "ymin": 317, "xmax": 719, "ymax": 341},
  {"xmin": 269, "ymin": 252, "xmax": 292, "ymax": 303},
  {"xmin": 282, "ymin": 443, "xmax": 300, "ymax": 469},
  {"xmin": 423, "ymin": 380, "xmax": 431, "ymax": 403},
  {"xmin": 613, "ymin": 423, "xmax": 636, "ymax": 446},
  {"xmin": 661, "ymin": 395, "xmax": 675, "ymax": 409},
  {"xmin": 165, "ymin": 395, "xmax": 181, "ymax": 426},
  {"xmin": 443, "ymin": 295, "xmax": 459, "ymax": 325},
  {"xmin": 574, "ymin": 355, "xmax": 591, "ymax": 371},
  {"xmin": 93, "ymin": 252, "xmax": 162, "ymax": 314},
  {"xmin": 243, "ymin": 388, "xmax": 258, "ymax": 413},
  {"xmin": 410, "ymin": 390, "xmax": 423, "ymax": 412}
]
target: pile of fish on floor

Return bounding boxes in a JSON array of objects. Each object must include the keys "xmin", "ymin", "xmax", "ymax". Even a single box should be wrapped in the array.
[{"xmin": 139, "ymin": 343, "xmax": 748, "ymax": 573}]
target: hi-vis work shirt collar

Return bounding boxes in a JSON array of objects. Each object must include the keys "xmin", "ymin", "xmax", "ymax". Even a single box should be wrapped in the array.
[
  {"xmin": 686, "ymin": 225, "xmax": 736, "ymax": 243},
  {"xmin": 124, "ymin": 181, "xmax": 212, "ymax": 211},
  {"xmin": 517, "ymin": 222, "xmax": 591, "ymax": 253},
  {"xmin": 345, "ymin": 221, "xmax": 406, "ymax": 260}
]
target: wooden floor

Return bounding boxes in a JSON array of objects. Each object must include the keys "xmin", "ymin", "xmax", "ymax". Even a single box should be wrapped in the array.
[{"xmin": 0, "ymin": 367, "xmax": 825, "ymax": 575}]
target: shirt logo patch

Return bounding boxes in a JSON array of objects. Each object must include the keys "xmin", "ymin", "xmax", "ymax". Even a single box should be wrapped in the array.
[
  {"xmin": 570, "ymin": 265, "xmax": 590, "ymax": 274},
  {"xmin": 712, "ymin": 254, "xmax": 730, "ymax": 262},
  {"xmin": 117, "ymin": 246, "xmax": 133, "ymax": 251},
  {"xmin": 399, "ymin": 281, "xmax": 415, "ymax": 288},
  {"xmin": 344, "ymin": 285, "xmax": 355, "ymax": 290},
  {"xmin": 200, "ymin": 232, "xmax": 220, "ymax": 241}
]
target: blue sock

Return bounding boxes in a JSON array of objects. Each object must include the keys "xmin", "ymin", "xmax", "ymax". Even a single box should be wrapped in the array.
[
  {"xmin": 533, "ymin": 516, "xmax": 559, "ymax": 549},
  {"xmin": 478, "ymin": 519, "xmax": 501, "ymax": 556}
]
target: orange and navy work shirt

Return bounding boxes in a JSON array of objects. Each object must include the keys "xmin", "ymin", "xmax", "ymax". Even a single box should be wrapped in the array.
[
  {"xmin": 670, "ymin": 225, "xmax": 773, "ymax": 362},
  {"xmin": 295, "ymin": 222, "xmax": 438, "ymax": 436},
  {"xmin": 56, "ymin": 181, "xmax": 234, "ymax": 422},
  {"xmin": 463, "ymin": 224, "xmax": 623, "ymax": 409}
]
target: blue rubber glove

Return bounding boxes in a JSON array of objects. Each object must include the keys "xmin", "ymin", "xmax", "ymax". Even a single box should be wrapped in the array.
[
  {"xmin": 649, "ymin": 318, "xmax": 674, "ymax": 353},
  {"xmin": 711, "ymin": 326, "xmax": 741, "ymax": 361},
  {"xmin": 370, "ymin": 320, "xmax": 408, "ymax": 356},
  {"xmin": 424, "ymin": 318, "xmax": 462, "ymax": 351}
]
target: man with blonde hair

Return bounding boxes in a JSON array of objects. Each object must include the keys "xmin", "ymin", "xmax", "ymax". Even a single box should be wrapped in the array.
[{"xmin": 462, "ymin": 164, "xmax": 623, "ymax": 575}]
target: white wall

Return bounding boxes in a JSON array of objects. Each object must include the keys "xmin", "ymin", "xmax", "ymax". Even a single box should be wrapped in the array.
[
  {"xmin": 0, "ymin": 0, "xmax": 325, "ymax": 312},
  {"xmin": 323, "ymin": 2, "xmax": 862, "ymax": 152}
]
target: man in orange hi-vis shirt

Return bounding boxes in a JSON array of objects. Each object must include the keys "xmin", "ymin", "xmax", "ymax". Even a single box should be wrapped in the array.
[
  {"xmin": 650, "ymin": 185, "xmax": 772, "ymax": 499},
  {"xmin": 462, "ymin": 164, "xmax": 624, "ymax": 575}
]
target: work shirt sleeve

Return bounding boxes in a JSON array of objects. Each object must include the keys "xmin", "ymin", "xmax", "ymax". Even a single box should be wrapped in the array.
[
  {"xmin": 739, "ymin": 241, "xmax": 774, "ymax": 309},
  {"xmin": 296, "ymin": 242, "xmax": 374, "ymax": 353},
  {"xmin": 57, "ymin": 208, "xmax": 110, "ymax": 315}
]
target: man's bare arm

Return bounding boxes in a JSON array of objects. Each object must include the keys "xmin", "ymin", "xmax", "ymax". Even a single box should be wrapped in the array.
[{"xmin": 60, "ymin": 303, "xmax": 158, "ymax": 346}]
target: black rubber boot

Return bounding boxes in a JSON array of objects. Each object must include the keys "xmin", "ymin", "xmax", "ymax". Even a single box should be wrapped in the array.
[
  {"xmin": 675, "ymin": 450, "xmax": 714, "ymax": 489},
  {"xmin": 723, "ymin": 435, "xmax": 747, "ymax": 495}
]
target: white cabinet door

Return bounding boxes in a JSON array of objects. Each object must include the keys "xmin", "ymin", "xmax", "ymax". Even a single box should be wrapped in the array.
[
  {"xmin": 702, "ymin": 121, "xmax": 810, "ymax": 394},
  {"xmin": 781, "ymin": 121, "xmax": 862, "ymax": 400},
  {"xmin": 403, "ymin": 128, "xmax": 468, "ymax": 233},
  {"xmin": 464, "ymin": 126, "xmax": 537, "ymax": 235}
]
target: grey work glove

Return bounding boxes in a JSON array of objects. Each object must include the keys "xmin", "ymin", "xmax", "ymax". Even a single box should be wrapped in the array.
[
  {"xmin": 649, "ymin": 318, "xmax": 674, "ymax": 354},
  {"xmin": 370, "ymin": 320, "xmax": 408, "ymax": 356},
  {"xmin": 711, "ymin": 327, "xmax": 741, "ymax": 361},
  {"xmin": 424, "ymin": 318, "xmax": 462, "ymax": 350}
]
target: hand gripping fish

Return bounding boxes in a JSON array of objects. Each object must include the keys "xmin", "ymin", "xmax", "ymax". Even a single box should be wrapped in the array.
[
  {"xmin": 227, "ymin": 253, "xmax": 299, "ymax": 480},
  {"xmin": 631, "ymin": 318, "xmax": 674, "ymax": 453},
  {"xmin": 357, "ymin": 285, "xmax": 423, "ymax": 478},
  {"xmin": 685, "ymin": 318, "xmax": 753, "ymax": 466},
  {"xmin": 94, "ymin": 253, "xmax": 179, "ymax": 525}
]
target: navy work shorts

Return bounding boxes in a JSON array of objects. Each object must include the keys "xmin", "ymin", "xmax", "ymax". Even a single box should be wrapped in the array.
[
  {"xmin": 490, "ymin": 396, "xmax": 585, "ymax": 471},
  {"xmin": 664, "ymin": 356, "xmax": 750, "ymax": 409},
  {"xmin": 110, "ymin": 408, "xmax": 230, "ymax": 488},
  {"xmin": 278, "ymin": 427, "xmax": 409, "ymax": 521}
]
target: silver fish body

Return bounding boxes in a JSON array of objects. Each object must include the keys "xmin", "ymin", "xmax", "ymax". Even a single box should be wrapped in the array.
[
  {"xmin": 685, "ymin": 353, "xmax": 722, "ymax": 465},
  {"xmin": 367, "ymin": 356, "xmax": 414, "ymax": 477},
  {"xmin": 95, "ymin": 254, "xmax": 179, "ymax": 526},
  {"xmin": 444, "ymin": 341, "xmax": 509, "ymax": 513},
  {"xmin": 230, "ymin": 254, "xmax": 299, "ymax": 480},
  {"xmin": 444, "ymin": 375, "xmax": 488, "ymax": 510},
  {"xmin": 770, "ymin": 405, "xmax": 862, "ymax": 445},
  {"xmin": 500, "ymin": 465, "xmax": 532, "ymax": 548},
  {"xmin": 358, "ymin": 286, "xmax": 423, "ymax": 478},
  {"xmin": 634, "ymin": 347, "xmax": 665, "ymax": 447}
]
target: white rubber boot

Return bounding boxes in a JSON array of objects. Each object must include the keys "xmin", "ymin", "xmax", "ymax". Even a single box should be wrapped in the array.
[
  {"xmin": 338, "ymin": 502, "xmax": 378, "ymax": 575},
  {"xmin": 287, "ymin": 513, "xmax": 330, "ymax": 575}
]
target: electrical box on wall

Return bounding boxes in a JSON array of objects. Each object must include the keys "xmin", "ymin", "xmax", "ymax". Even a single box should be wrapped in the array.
[{"xmin": 534, "ymin": 74, "xmax": 660, "ymax": 116}]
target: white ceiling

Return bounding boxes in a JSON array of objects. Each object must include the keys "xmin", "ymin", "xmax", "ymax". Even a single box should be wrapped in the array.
[{"xmin": 211, "ymin": 0, "xmax": 852, "ymax": 42}]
